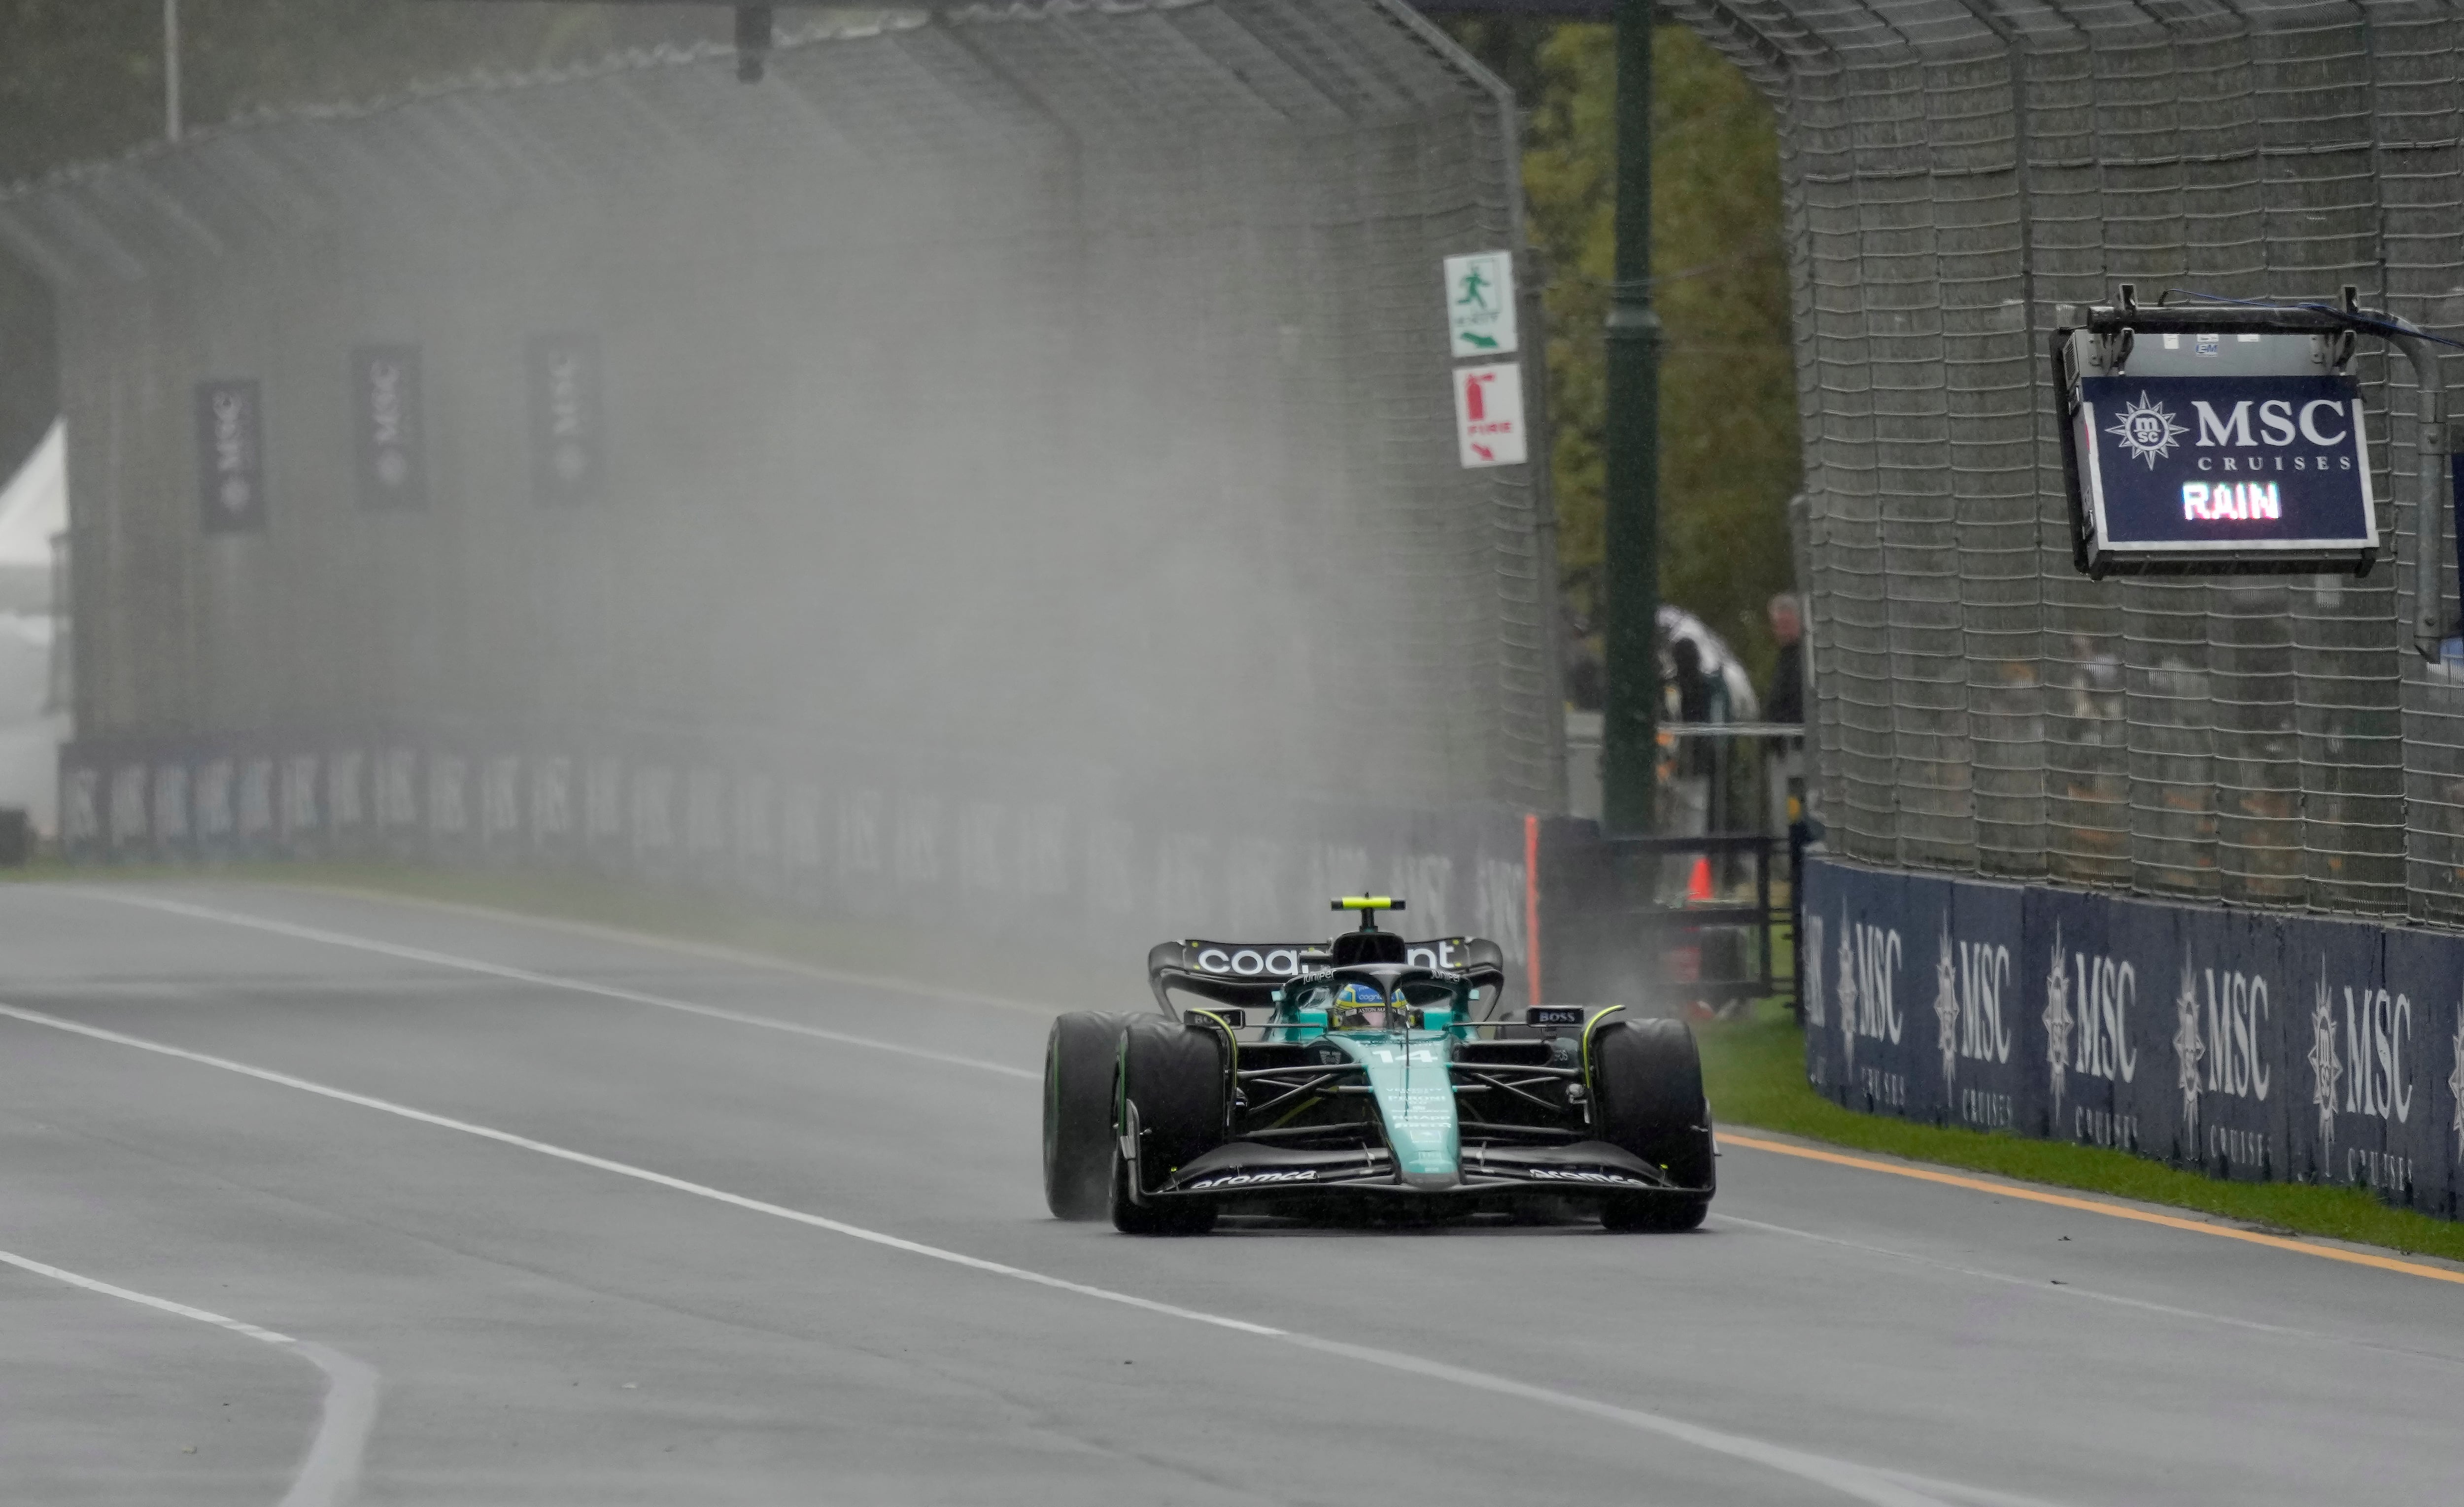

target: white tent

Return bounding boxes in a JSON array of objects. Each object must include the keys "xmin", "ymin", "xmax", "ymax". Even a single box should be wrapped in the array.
[
  {"xmin": 0, "ymin": 418, "xmax": 64, "ymax": 567},
  {"xmin": 0, "ymin": 420, "xmax": 68, "ymax": 835}
]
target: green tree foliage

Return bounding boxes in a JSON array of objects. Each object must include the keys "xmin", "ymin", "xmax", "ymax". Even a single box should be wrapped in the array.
[{"xmin": 1507, "ymin": 23, "xmax": 1801, "ymax": 689}]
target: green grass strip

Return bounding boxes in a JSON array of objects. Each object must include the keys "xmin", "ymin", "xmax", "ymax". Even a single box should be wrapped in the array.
[{"xmin": 1699, "ymin": 998, "xmax": 2464, "ymax": 1265}]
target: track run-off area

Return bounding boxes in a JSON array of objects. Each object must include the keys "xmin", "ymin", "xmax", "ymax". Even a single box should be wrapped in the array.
[{"xmin": 0, "ymin": 883, "xmax": 2457, "ymax": 1505}]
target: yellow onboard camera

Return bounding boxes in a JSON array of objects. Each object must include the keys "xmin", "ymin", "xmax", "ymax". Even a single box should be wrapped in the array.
[{"xmin": 1331, "ymin": 896, "xmax": 1405, "ymax": 928}]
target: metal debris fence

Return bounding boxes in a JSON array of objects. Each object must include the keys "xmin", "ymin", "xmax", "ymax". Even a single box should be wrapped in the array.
[
  {"xmin": 0, "ymin": 0, "xmax": 1566, "ymax": 947},
  {"xmin": 1671, "ymin": 0, "xmax": 2464, "ymax": 925}
]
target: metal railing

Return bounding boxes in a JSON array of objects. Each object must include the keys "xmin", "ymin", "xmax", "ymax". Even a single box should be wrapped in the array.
[{"xmin": 1549, "ymin": 721, "xmax": 1806, "ymax": 1014}]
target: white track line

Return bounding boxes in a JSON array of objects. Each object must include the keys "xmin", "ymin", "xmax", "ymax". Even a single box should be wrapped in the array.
[
  {"xmin": 1712, "ymin": 1211, "xmax": 2464, "ymax": 1372},
  {"xmin": 0, "ymin": 999, "xmax": 2031, "ymax": 1507},
  {"xmin": 75, "ymin": 890, "xmax": 1036, "ymax": 1081},
  {"xmin": 0, "ymin": 1247, "xmax": 379, "ymax": 1507},
  {"xmin": 253, "ymin": 880, "xmax": 1056, "ymax": 1019}
]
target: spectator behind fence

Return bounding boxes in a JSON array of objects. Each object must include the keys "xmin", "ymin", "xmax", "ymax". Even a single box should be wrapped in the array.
[{"xmin": 1666, "ymin": 637, "xmax": 1718, "ymax": 847}]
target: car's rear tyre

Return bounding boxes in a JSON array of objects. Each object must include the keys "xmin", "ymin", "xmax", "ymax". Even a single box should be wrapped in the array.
[
  {"xmin": 1044, "ymin": 1011, "xmax": 1131, "ymax": 1220},
  {"xmin": 1591, "ymin": 1016, "xmax": 1714, "ymax": 1233},
  {"xmin": 1108, "ymin": 1015, "xmax": 1227, "ymax": 1236}
]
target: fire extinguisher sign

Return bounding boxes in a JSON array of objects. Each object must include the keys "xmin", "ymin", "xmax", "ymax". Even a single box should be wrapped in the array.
[{"xmin": 1452, "ymin": 362, "xmax": 1528, "ymax": 469}]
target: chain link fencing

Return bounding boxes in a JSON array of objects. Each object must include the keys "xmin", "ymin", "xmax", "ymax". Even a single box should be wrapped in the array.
[{"xmin": 1671, "ymin": 0, "xmax": 2464, "ymax": 925}]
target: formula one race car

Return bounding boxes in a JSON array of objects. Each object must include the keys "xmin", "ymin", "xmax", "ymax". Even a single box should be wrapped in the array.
[{"xmin": 1043, "ymin": 897, "xmax": 1714, "ymax": 1235}]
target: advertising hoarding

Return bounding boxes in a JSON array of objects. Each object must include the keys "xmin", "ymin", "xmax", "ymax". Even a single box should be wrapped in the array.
[{"xmin": 2056, "ymin": 321, "xmax": 2380, "ymax": 577}]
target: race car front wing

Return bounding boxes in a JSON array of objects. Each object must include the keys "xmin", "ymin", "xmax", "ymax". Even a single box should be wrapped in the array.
[{"xmin": 1119, "ymin": 1119, "xmax": 1711, "ymax": 1208}]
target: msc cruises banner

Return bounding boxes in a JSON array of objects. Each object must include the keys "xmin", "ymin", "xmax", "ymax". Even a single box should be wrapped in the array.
[
  {"xmin": 1803, "ymin": 857, "xmax": 2462, "ymax": 1217},
  {"xmin": 2077, "ymin": 373, "xmax": 2375, "ymax": 554},
  {"xmin": 526, "ymin": 332, "xmax": 605, "ymax": 508},
  {"xmin": 60, "ymin": 732, "xmax": 1535, "ymax": 998},
  {"xmin": 351, "ymin": 343, "xmax": 428, "ymax": 510},
  {"xmin": 194, "ymin": 379, "xmax": 267, "ymax": 534}
]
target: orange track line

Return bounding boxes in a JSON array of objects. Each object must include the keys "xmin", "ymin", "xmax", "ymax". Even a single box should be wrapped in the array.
[{"xmin": 1719, "ymin": 1131, "xmax": 2464, "ymax": 1288}]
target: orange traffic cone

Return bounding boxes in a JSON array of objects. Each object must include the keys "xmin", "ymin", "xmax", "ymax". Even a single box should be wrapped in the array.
[{"xmin": 1686, "ymin": 855, "xmax": 1714, "ymax": 904}]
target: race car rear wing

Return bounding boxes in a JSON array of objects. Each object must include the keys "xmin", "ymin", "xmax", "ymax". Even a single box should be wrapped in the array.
[{"xmin": 1147, "ymin": 935, "xmax": 1510, "ymax": 1015}]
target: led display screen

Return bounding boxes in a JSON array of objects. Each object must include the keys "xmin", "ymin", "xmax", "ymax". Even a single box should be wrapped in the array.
[{"xmin": 2070, "ymin": 373, "xmax": 2376, "ymax": 565}]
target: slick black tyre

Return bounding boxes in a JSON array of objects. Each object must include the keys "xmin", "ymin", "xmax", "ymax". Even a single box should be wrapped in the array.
[
  {"xmin": 1108, "ymin": 1015, "xmax": 1227, "ymax": 1236},
  {"xmin": 1044, "ymin": 1011, "xmax": 1131, "ymax": 1220},
  {"xmin": 1591, "ymin": 1017, "xmax": 1715, "ymax": 1233}
]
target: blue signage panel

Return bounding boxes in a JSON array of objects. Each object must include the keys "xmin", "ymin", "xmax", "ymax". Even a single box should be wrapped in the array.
[
  {"xmin": 2073, "ymin": 374, "xmax": 2375, "ymax": 560},
  {"xmin": 527, "ymin": 332, "xmax": 606, "ymax": 508},
  {"xmin": 194, "ymin": 379, "xmax": 266, "ymax": 534},
  {"xmin": 351, "ymin": 343, "xmax": 428, "ymax": 510},
  {"xmin": 1800, "ymin": 856, "xmax": 2464, "ymax": 1218}
]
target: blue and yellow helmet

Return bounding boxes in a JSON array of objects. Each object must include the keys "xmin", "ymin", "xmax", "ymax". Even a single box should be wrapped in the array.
[{"xmin": 1330, "ymin": 980, "xmax": 1407, "ymax": 1031}]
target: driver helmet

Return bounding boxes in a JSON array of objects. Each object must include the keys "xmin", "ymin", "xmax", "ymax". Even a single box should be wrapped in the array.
[{"xmin": 1331, "ymin": 981, "xmax": 1391, "ymax": 1031}]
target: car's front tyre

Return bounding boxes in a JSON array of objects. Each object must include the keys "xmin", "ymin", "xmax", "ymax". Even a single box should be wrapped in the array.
[
  {"xmin": 1107, "ymin": 1015, "xmax": 1226, "ymax": 1235},
  {"xmin": 1591, "ymin": 1016, "xmax": 1714, "ymax": 1233},
  {"xmin": 1044, "ymin": 1011, "xmax": 1131, "ymax": 1220}
]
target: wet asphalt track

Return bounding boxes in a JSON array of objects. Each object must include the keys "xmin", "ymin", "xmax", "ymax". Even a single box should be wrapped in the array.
[{"xmin": 0, "ymin": 880, "xmax": 2458, "ymax": 1506}]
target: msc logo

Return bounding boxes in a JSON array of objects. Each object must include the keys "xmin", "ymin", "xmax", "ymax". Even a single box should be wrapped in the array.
[
  {"xmin": 2191, "ymin": 397, "xmax": 2350, "ymax": 449},
  {"xmin": 1930, "ymin": 921, "xmax": 2014, "ymax": 1089},
  {"xmin": 2106, "ymin": 393, "xmax": 2186, "ymax": 467},
  {"xmin": 2172, "ymin": 960, "xmax": 2273, "ymax": 1142},
  {"xmin": 2044, "ymin": 925, "xmax": 2136, "ymax": 1118},
  {"xmin": 2305, "ymin": 962, "xmax": 2414, "ymax": 1163},
  {"xmin": 1835, "ymin": 907, "xmax": 1903, "ymax": 1071}
]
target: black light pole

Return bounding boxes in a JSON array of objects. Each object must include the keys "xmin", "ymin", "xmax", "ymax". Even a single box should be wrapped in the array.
[
  {"xmin": 1599, "ymin": 0, "xmax": 1661, "ymax": 835},
  {"xmin": 733, "ymin": 5, "xmax": 772, "ymax": 82}
]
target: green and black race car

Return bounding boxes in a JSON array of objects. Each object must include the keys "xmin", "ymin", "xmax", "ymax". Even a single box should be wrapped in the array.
[{"xmin": 1043, "ymin": 897, "xmax": 1715, "ymax": 1235}]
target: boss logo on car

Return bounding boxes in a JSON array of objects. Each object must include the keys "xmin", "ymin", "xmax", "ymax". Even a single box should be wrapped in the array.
[
  {"xmin": 1526, "ymin": 1167, "xmax": 1648, "ymax": 1186},
  {"xmin": 1185, "ymin": 1168, "xmax": 1318, "ymax": 1190}
]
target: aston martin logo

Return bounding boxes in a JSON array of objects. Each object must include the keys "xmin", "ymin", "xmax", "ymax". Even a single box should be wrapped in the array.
[
  {"xmin": 1837, "ymin": 909, "xmax": 1857, "ymax": 1071},
  {"xmin": 2107, "ymin": 392, "xmax": 2187, "ymax": 468},
  {"xmin": 2173, "ymin": 961, "xmax": 2204, "ymax": 1142},
  {"xmin": 2307, "ymin": 963, "xmax": 2342, "ymax": 1156},
  {"xmin": 2044, "ymin": 925, "xmax": 2073, "ymax": 1118},
  {"xmin": 1934, "ymin": 921, "xmax": 1959, "ymax": 1089}
]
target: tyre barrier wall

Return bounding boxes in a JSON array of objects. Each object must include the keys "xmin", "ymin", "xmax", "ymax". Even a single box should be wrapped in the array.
[
  {"xmin": 57, "ymin": 732, "xmax": 1534, "ymax": 971},
  {"xmin": 1803, "ymin": 855, "xmax": 2464, "ymax": 1219}
]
